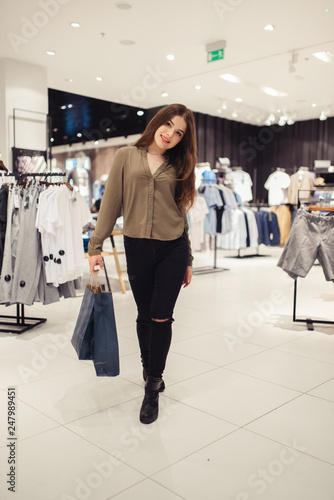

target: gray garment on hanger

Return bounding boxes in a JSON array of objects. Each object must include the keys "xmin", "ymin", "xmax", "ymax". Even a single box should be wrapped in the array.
[
  {"xmin": 12, "ymin": 186, "xmax": 43, "ymax": 305},
  {"xmin": 0, "ymin": 186, "xmax": 21, "ymax": 304}
]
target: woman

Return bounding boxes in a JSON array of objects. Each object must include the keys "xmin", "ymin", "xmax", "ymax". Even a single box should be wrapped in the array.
[{"xmin": 88, "ymin": 103, "xmax": 197, "ymax": 424}]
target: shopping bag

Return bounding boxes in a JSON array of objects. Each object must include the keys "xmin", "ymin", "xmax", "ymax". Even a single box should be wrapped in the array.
[
  {"xmin": 71, "ymin": 285, "xmax": 95, "ymax": 360},
  {"xmin": 71, "ymin": 273, "xmax": 120, "ymax": 377},
  {"xmin": 93, "ymin": 290, "xmax": 120, "ymax": 377}
]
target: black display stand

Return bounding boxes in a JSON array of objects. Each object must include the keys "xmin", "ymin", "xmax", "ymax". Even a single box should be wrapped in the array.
[
  {"xmin": 0, "ymin": 304, "xmax": 47, "ymax": 334},
  {"xmin": 293, "ymin": 278, "xmax": 334, "ymax": 331},
  {"xmin": 193, "ymin": 235, "xmax": 229, "ymax": 275},
  {"xmin": 292, "ymin": 188, "xmax": 334, "ymax": 330}
]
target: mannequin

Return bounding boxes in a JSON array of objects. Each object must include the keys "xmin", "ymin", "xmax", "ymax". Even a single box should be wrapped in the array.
[{"xmin": 67, "ymin": 152, "xmax": 93, "ymax": 206}]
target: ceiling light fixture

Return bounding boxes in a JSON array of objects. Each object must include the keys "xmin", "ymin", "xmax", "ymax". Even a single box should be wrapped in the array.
[
  {"xmin": 194, "ymin": 85, "xmax": 201, "ymax": 90},
  {"xmin": 313, "ymin": 51, "xmax": 334, "ymax": 63},
  {"xmin": 96, "ymin": 76, "xmax": 103, "ymax": 81},
  {"xmin": 312, "ymin": 103, "xmax": 317, "ymax": 107},
  {"xmin": 137, "ymin": 110, "xmax": 144, "ymax": 116},
  {"xmin": 231, "ymin": 111, "xmax": 238, "ymax": 118},
  {"xmin": 77, "ymin": 133, "xmax": 82, "ymax": 138},
  {"xmin": 166, "ymin": 54, "xmax": 174, "ymax": 61},
  {"xmin": 46, "ymin": 50, "xmax": 56, "ymax": 56},
  {"xmin": 70, "ymin": 22, "xmax": 80, "ymax": 28},
  {"xmin": 288, "ymin": 52, "xmax": 299, "ymax": 73},
  {"xmin": 264, "ymin": 24, "xmax": 275, "ymax": 31},
  {"xmin": 65, "ymin": 78, "xmax": 73, "ymax": 83},
  {"xmin": 278, "ymin": 116, "xmax": 287, "ymax": 126},
  {"xmin": 94, "ymin": 141, "xmax": 99, "ymax": 145},
  {"xmin": 60, "ymin": 105, "xmax": 66, "ymax": 110},
  {"xmin": 220, "ymin": 73, "xmax": 240, "ymax": 83},
  {"xmin": 161, "ymin": 92, "xmax": 168, "ymax": 98},
  {"xmin": 235, "ymin": 97, "xmax": 242, "ymax": 102},
  {"xmin": 67, "ymin": 104, "xmax": 73, "ymax": 108},
  {"xmin": 261, "ymin": 86, "xmax": 288, "ymax": 97},
  {"xmin": 319, "ymin": 111, "xmax": 328, "ymax": 121}
]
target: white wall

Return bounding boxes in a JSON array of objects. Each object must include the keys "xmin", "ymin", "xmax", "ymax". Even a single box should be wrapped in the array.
[{"xmin": 0, "ymin": 58, "xmax": 48, "ymax": 170}]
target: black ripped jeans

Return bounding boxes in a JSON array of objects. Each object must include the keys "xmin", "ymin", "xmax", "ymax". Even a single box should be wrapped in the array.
[{"xmin": 124, "ymin": 232, "xmax": 189, "ymax": 379}]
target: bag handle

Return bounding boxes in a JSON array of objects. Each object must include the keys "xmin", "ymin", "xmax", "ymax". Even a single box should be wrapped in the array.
[
  {"xmin": 86, "ymin": 273, "xmax": 102, "ymax": 294},
  {"xmin": 86, "ymin": 265, "xmax": 112, "ymax": 293}
]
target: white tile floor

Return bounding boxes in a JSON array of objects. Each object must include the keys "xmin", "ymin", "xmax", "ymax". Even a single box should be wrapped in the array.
[{"xmin": 1, "ymin": 245, "xmax": 334, "ymax": 500}]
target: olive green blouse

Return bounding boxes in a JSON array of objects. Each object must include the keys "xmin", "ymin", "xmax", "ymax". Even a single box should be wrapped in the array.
[{"xmin": 88, "ymin": 146, "xmax": 193, "ymax": 265}]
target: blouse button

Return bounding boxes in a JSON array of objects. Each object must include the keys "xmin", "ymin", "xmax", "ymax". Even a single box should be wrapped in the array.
[
  {"xmin": 4, "ymin": 275, "xmax": 11, "ymax": 282},
  {"xmin": 20, "ymin": 281, "xmax": 26, "ymax": 287},
  {"xmin": 43, "ymin": 256, "xmax": 49, "ymax": 262},
  {"xmin": 59, "ymin": 250, "xmax": 65, "ymax": 256}
]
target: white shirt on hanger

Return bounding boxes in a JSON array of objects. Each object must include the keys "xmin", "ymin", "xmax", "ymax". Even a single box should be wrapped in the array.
[{"xmin": 264, "ymin": 170, "xmax": 291, "ymax": 206}]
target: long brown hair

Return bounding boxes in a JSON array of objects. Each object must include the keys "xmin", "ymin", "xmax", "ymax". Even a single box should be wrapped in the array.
[{"xmin": 134, "ymin": 104, "xmax": 198, "ymax": 211}]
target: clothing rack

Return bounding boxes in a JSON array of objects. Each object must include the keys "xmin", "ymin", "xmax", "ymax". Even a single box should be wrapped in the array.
[
  {"xmin": 293, "ymin": 189, "xmax": 334, "ymax": 330},
  {"xmin": 18, "ymin": 172, "xmax": 67, "ymax": 179},
  {"xmin": 193, "ymin": 234, "xmax": 229, "ymax": 275},
  {"xmin": 0, "ymin": 170, "xmax": 67, "ymax": 334},
  {"xmin": 229, "ymin": 204, "xmax": 272, "ymax": 259},
  {"xmin": 193, "ymin": 181, "xmax": 229, "ymax": 275}
]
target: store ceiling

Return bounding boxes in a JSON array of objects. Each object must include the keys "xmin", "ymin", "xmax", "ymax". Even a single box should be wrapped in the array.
[{"xmin": 1, "ymin": 0, "xmax": 334, "ymax": 132}]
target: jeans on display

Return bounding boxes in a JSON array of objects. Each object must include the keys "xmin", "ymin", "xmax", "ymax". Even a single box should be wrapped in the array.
[{"xmin": 123, "ymin": 232, "xmax": 189, "ymax": 379}]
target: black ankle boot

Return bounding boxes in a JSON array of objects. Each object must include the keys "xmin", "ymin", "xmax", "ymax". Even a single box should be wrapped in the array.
[{"xmin": 140, "ymin": 376, "xmax": 165, "ymax": 424}]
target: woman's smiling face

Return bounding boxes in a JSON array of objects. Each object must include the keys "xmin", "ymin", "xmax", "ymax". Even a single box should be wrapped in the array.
[{"xmin": 153, "ymin": 115, "xmax": 187, "ymax": 153}]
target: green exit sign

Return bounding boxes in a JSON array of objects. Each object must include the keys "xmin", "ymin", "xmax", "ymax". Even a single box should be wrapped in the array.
[{"xmin": 207, "ymin": 49, "xmax": 224, "ymax": 62}]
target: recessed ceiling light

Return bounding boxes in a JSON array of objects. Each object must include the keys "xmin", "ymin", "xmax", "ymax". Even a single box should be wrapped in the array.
[
  {"xmin": 94, "ymin": 140, "xmax": 99, "ymax": 145},
  {"xmin": 50, "ymin": 138, "xmax": 54, "ymax": 142},
  {"xmin": 313, "ymin": 51, "xmax": 334, "ymax": 63},
  {"xmin": 161, "ymin": 92, "xmax": 168, "ymax": 98},
  {"xmin": 137, "ymin": 110, "xmax": 144, "ymax": 116},
  {"xmin": 320, "ymin": 111, "xmax": 327, "ymax": 121},
  {"xmin": 46, "ymin": 50, "xmax": 56, "ymax": 56},
  {"xmin": 221, "ymin": 102, "xmax": 227, "ymax": 110},
  {"xmin": 264, "ymin": 24, "xmax": 275, "ymax": 31},
  {"xmin": 231, "ymin": 111, "xmax": 238, "ymax": 118},
  {"xmin": 116, "ymin": 2, "xmax": 132, "ymax": 9},
  {"xmin": 312, "ymin": 103, "xmax": 317, "ymax": 107},
  {"xmin": 220, "ymin": 73, "xmax": 240, "ymax": 83},
  {"xmin": 119, "ymin": 40, "xmax": 136, "ymax": 45},
  {"xmin": 194, "ymin": 85, "xmax": 201, "ymax": 90},
  {"xmin": 77, "ymin": 133, "xmax": 82, "ymax": 138},
  {"xmin": 235, "ymin": 97, "xmax": 242, "ymax": 102},
  {"xmin": 60, "ymin": 105, "xmax": 66, "ymax": 110},
  {"xmin": 68, "ymin": 104, "xmax": 73, "ymax": 108},
  {"xmin": 96, "ymin": 76, "xmax": 103, "ymax": 81},
  {"xmin": 261, "ymin": 86, "xmax": 288, "ymax": 97},
  {"xmin": 65, "ymin": 78, "xmax": 73, "ymax": 83},
  {"xmin": 106, "ymin": 128, "xmax": 111, "ymax": 132},
  {"xmin": 166, "ymin": 54, "xmax": 174, "ymax": 61},
  {"xmin": 70, "ymin": 22, "xmax": 80, "ymax": 28}
]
